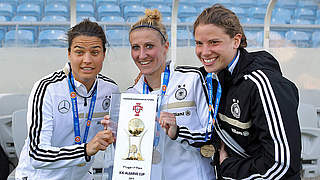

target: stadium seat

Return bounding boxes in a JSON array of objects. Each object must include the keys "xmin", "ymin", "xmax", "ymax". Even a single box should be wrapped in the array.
[
  {"xmin": 44, "ymin": 3, "xmax": 69, "ymax": 18},
  {"xmin": 286, "ymin": 30, "xmax": 311, "ymax": 48},
  {"xmin": 0, "ymin": 29, "xmax": 4, "ymax": 47},
  {"xmin": 235, "ymin": 0, "xmax": 256, "ymax": 8},
  {"xmin": 297, "ymin": 0, "xmax": 319, "ymax": 10},
  {"xmin": 178, "ymin": 5, "xmax": 197, "ymax": 19},
  {"xmin": 0, "ymin": 94, "xmax": 28, "ymax": 159},
  {"xmin": 295, "ymin": 8, "xmax": 316, "ymax": 21},
  {"xmin": 256, "ymin": 0, "xmax": 269, "ymax": 7},
  {"xmin": 250, "ymin": 7, "xmax": 266, "ymax": 19},
  {"xmin": 11, "ymin": 15, "xmax": 38, "ymax": 36},
  {"xmin": 245, "ymin": 30, "xmax": 263, "ymax": 48},
  {"xmin": 23, "ymin": 0, "xmax": 44, "ymax": 8},
  {"xmin": 41, "ymin": 15, "xmax": 68, "ymax": 31},
  {"xmin": 214, "ymin": 0, "xmax": 233, "ymax": 7},
  {"xmin": 96, "ymin": 0, "xmax": 119, "ymax": 7},
  {"xmin": 77, "ymin": 16, "xmax": 96, "ymax": 22},
  {"xmin": 0, "ymin": 2, "xmax": 13, "ymax": 20},
  {"xmin": 77, "ymin": 0, "xmax": 94, "ymax": 3},
  {"xmin": 168, "ymin": 29, "xmax": 192, "ymax": 46},
  {"xmin": 119, "ymin": 0, "xmax": 142, "ymax": 10},
  {"xmin": 123, "ymin": 4, "xmax": 145, "ymax": 20},
  {"xmin": 17, "ymin": 3, "xmax": 41, "ymax": 20},
  {"xmin": 126, "ymin": 16, "xmax": 140, "ymax": 23},
  {"xmin": 276, "ymin": 0, "xmax": 297, "ymax": 8},
  {"xmin": 312, "ymin": 31, "xmax": 320, "ymax": 48},
  {"xmin": 269, "ymin": 30, "xmax": 287, "ymax": 48},
  {"xmin": 191, "ymin": 0, "xmax": 211, "ymax": 9},
  {"xmin": 105, "ymin": 29, "xmax": 129, "ymax": 46},
  {"xmin": 162, "ymin": 15, "xmax": 181, "ymax": 23},
  {"xmin": 5, "ymin": 30, "xmax": 35, "ymax": 47},
  {"xmin": 0, "ymin": 0, "xmax": 18, "ymax": 12},
  {"xmin": 143, "ymin": 0, "xmax": 165, "ymax": 8},
  {"xmin": 77, "ymin": 3, "xmax": 94, "ymax": 17},
  {"xmin": 230, "ymin": 7, "xmax": 248, "ymax": 18},
  {"xmin": 38, "ymin": 29, "xmax": 67, "ymax": 47},
  {"xmin": 101, "ymin": 15, "xmax": 125, "ymax": 23},
  {"xmin": 149, "ymin": 4, "xmax": 171, "ymax": 17},
  {"xmin": 241, "ymin": 17, "xmax": 264, "ymax": 24},
  {"xmin": 11, "ymin": 109, "xmax": 27, "ymax": 158},
  {"xmin": 272, "ymin": 8, "xmax": 293, "ymax": 24},
  {"xmin": 97, "ymin": 4, "xmax": 121, "ymax": 20},
  {"xmin": 46, "ymin": 0, "xmax": 69, "ymax": 7},
  {"xmin": 291, "ymin": 18, "xmax": 314, "ymax": 25},
  {"xmin": 271, "ymin": 17, "xmax": 287, "ymax": 24},
  {"xmin": 181, "ymin": 16, "xmax": 197, "ymax": 23}
]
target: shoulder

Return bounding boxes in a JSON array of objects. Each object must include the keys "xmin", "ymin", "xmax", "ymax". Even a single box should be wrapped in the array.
[
  {"xmin": 34, "ymin": 70, "xmax": 67, "ymax": 88},
  {"xmin": 175, "ymin": 65, "xmax": 206, "ymax": 81},
  {"xmin": 97, "ymin": 74, "xmax": 118, "ymax": 87}
]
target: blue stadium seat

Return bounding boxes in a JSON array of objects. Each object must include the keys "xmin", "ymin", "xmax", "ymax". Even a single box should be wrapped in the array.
[
  {"xmin": 0, "ymin": 29, "xmax": 4, "ymax": 47},
  {"xmin": 295, "ymin": 8, "xmax": 316, "ymax": 20},
  {"xmin": 312, "ymin": 31, "xmax": 320, "ymax": 48},
  {"xmin": 126, "ymin": 16, "xmax": 140, "ymax": 22},
  {"xmin": 192, "ymin": 0, "xmax": 211, "ymax": 9},
  {"xmin": 119, "ymin": 0, "xmax": 141, "ymax": 10},
  {"xmin": 178, "ymin": 5, "xmax": 197, "ymax": 19},
  {"xmin": 46, "ymin": 0, "xmax": 69, "ymax": 7},
  {"xmin": 250, "ymin": 7, "xmax": 266, "ymax": 19},
  {"xmin": 149, "ymin": 4, "xmax": 171, "ymax": 17},
  {"xmin": 181, "ymin": 16, "xmax": 197, "ymax": 23},
  {"xmin": 97, "ymin": 4, "xmax": 121, "ymax": 20},
  {"xmin": 101, "ymin": 15, "xmax": 125, "ymax": 22},
  {"xmin": 269, "ymin": 30, "xmax": 287, "ymax": 48},
  {"xmin": 96, "ymin": 0, "xmax": 119, "ymax": 7},
  {"xmin": 143, "ymin": 0, "xmax": 165, "ymax": 8},
  {"xmin": 297, "ymin": 0, "xmax": 318, "ymax": 10},
  {"xmin": 0, "ymin": 15, "xmax": 7, "ymax": 21},
  {"xmin": 45, "ymin": 3, "xmax": 69, "ymax": 18},
  {"xmin": 77, "ymin": 3, "xmax": 94, "ymax": 17},
  {"xmin": 271, "ymin": 17, "xmax": 287, "ymax": 24},
  {"xmin": 123, "ymin": 4, "xmax": 145, "ymax": 20},
  {"xmin": 256, "ymin": 0, "xmax": 269, "ymax": 7},
  {"xmin": 41, "ymin": 15, "xmax": 68, "ymax": 31},
  {"xmin": 230, "ymin": 7, "xmax": 248, "ymax": 18},
  {"xmin": 272, "ymin": 8, "xmax": 293, "ymax": 24},
  {"xmin": 291, "ymin": 18, "xmax": 314, "ymax": 25},
  {"xmin": 245, "ymin": 30, "xmax": 263, "ymax": 48},
  {"xmin": 286, "ymin": 30, "xmax": 311, "ymax": 48},
  {"xmin": 23, "ymin": 0, "xmax": 44, "ymax": 9},
  {"xmin": 235, "ymin": 0, "xmax": 256, "ymax": 8},
  {"xmin": 38, "ymin": 29, "xmax": 67, "ymax": 47},
  {"xmin": 0, "ymin": 3, "xmax": 13, "ymax": 20},
  {"xmin": 276, "ymin": 0, "xmax": 297, "ymax": 8},
  {"xmin": 167, "ymin": 29, "xmax": 192, "ymax": 46},
  {"xmin": 214, "ymin": 0, "xmax": 233, "ymax": 7},
  {"xmin": 77, "ymin": 16, "xmax": 96, "ymax": 22},
  {"xmin": 0, "ymin": 0, "xmax": 18, "ymax": 12},
  {"xmin": 17, "ymin": 3, "xmax": 41, "ymax": 20},
  {"xmin": 162, "ymin": 15, "xmax": 181, "ymax": 23},
  {"xmin": 77, "ymin": 0, "xmax": 94, "ymax": 3},
  {"xmin": 5, "ymin": 30, "xmax": 35, "ymax": 47},
  {"xmin": 105, "ymin": 29, "xmax": 129, "ymax": 46}
]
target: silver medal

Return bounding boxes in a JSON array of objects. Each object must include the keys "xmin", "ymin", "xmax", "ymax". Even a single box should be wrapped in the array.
[{"xmin": 152, "ymin": 149, "xmax": 161, "ymax": 164}]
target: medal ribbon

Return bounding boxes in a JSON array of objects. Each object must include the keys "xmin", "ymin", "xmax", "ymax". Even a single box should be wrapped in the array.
[
  {"xmin": 68, "ymin": 72, "xmax": 97, "ymax": 145},
  {"xmin": 143, "ymin": 65, "xmax": 170, "ymax": 148},
  {"xmin": 204, "ymin": 52, "xmax": 238, "ymax": 141}
]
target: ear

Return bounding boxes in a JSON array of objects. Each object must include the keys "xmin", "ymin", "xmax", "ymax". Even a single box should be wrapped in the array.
[
  {"xmin": 164, "ymin": 41, "xmax": 169, "ymax": 53},
  {"xmin": 67, "ymin": 50, "xmax": 71, "ymax": 61},
  {"xmin": 233, "ymin": 33, "xmax": 242, "ymax": 49}
]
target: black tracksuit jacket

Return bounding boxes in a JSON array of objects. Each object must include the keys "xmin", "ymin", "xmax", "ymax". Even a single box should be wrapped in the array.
[{"xmin": 201, "ymin": 48, "xmax": 301, "ymax": 179}]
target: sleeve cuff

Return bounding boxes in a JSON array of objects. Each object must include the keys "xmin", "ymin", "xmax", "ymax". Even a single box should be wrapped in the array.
[{"xmin": 84, "ymin": 143, "xmax": 91, "ymax": 162}]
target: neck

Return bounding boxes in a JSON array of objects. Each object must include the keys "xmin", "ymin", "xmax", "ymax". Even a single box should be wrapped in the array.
[{"xmin": 144, "ymin": 62, "xmax": 166, "ymax": 90}]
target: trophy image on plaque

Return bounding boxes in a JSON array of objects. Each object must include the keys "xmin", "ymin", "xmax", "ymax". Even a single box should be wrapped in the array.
[{"xmin": 124, "ymin": 118, "xmax": 147, "ymax": 161}]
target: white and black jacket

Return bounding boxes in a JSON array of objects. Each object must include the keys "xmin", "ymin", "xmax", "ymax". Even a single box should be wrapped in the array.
[
  {"xmin": 127, "ymin": 61, "xmax": 215, "ymax": 180},
  {"xmin": 203, "ymin": 48, "xmax": 301, "ymax": 179},
  {"xmin": 15, "ymin": 65, "xmax": 119, "ymax": 180}
]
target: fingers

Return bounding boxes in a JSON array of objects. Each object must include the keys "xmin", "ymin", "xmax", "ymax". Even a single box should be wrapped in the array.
[
  {"xmin": 86, "ymin": 130, "xmax": 114, "ymax": 156},
  {"xmin": 101, "ymin": 115, "xmax": 111, "ymax": 130},
  {"xmin": 159, "ymin": 112, "xmax": 176, "ymax": 128}
]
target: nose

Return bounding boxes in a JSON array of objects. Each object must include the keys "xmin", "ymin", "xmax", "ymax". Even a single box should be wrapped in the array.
[
  {"xmin": 83, "ymin": 52, "xmax": 93, "ymax": 63},
  {"xmin": 139, "ymin": 48, "xmax": 147, "ymax": 59},
  {"xmin": 201, "ymin": 44, "xmax": 212, "ymax": 57}
]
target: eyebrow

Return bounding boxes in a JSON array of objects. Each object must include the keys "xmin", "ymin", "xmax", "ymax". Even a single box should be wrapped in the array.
[{"xmin": 73, "ymin": 45, "xmax": 102, "ymax": 49}]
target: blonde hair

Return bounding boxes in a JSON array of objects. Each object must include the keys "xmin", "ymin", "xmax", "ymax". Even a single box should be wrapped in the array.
[{"xmin": 130, "ymin": 9, "xmax": 168, "ymax": 44}]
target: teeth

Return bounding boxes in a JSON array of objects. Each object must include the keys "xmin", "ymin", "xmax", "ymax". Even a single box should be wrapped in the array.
[
  {"xmin": 82, "ymin": 67, "xmax": 93, "ymax": 70},
  {"xmin": 203, "ymin": 58, "xmax": 216, "ymax": 63},
  {"xmin": 140, "ymin": 61, "xmax": 150, "ymax": 65}
]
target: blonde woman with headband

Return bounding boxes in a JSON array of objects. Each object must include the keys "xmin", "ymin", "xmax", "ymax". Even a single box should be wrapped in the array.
[{"xmin": 122, "ymin": 9, "xmax": 214, "ymax": 179}]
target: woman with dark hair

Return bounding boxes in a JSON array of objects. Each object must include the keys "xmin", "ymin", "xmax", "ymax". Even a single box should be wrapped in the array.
[
  {"xmin": 193, "ymin": 4, "xmax": 301, "ymax": 179},
  {"xmin": 15, "ymin": 19, "xmax": 119, "ymax": 180}
]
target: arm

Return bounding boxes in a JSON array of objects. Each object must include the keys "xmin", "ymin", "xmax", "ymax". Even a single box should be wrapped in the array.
[
  {"xmin": 28, "ymin": 78, "xmax": 113, "ymax": 169},
  {"xmin": 220, "ymin": 71, "xmax": 301, "ymax": 179}
]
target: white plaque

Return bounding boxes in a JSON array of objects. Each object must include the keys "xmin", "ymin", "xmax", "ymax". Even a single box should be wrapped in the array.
[{"xmin": 112, "ymin": 93, "xmax": 157, "ymax": 180}]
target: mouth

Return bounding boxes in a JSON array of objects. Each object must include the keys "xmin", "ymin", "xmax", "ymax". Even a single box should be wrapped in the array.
[
  {"xmin": 202, "ymin": 57, "xmax": 217, "ymax": 64},
  {"xmin": 139, "ymin": 61, "xmax": 151, "ymax": 65},
  {"xmin": 81, "ymin": 67, "xmax": 94, "ymax": 71}
]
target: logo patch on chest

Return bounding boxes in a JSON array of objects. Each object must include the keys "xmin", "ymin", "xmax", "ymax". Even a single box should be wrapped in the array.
[
  {"xmin": 175, "ymin": 84, "xmax": 187, "ymax": 100},
  {"xmin": 231, "ymin": 99, "xmax": 241, "ymax": 119},
  {"xmin": 102, "ymin": 96, "xmax": 111, "ymax": 110},
  {"xmin": 58, "ymin": 100, "xmax": 70, "ymax": 114}
]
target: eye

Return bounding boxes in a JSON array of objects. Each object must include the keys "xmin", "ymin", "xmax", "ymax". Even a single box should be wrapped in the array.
[
  {"xmin": 209, "ymin": 40, "xmax": 219, "ymax": 45},
  {"xmin": 131, "ymin": 45, "xmax": 140, "ymax": 51},
  {"xmin": 195, "ymin": 41, "xmax": 202, "ymax": 46},
  {"xmin": 74, "ymin": 50, "xmax": 84, "ymax": 55},
  {"xmin": 91, "ymin": 51, "xmax": 100, "ymax": 56},
  {"xmin": 146, "ymin": 44, "xmax": 153, "ymax": 49}
]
